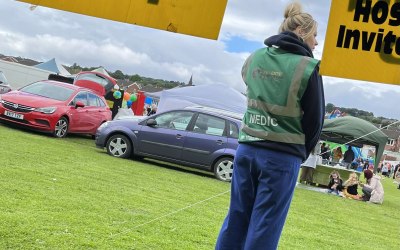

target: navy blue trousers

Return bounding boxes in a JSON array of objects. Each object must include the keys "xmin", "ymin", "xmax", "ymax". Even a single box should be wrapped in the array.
[{"xmin": 216, "ymin": 144, "xmax": 301, "ymax": 250}]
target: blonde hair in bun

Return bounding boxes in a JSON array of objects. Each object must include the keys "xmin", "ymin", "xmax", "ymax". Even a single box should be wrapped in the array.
[
  {"xmin": 279, "ymin": 1, "xmax": 317, "ymax": 41},
  {"xmin": 284, "ymin": 1, "xmax": 302, "ymax": 18}
]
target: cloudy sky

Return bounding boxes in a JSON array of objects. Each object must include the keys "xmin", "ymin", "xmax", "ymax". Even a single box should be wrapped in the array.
[{"xmin": 1, "ymin": 0, "xmax": 399, "ymax": 119}]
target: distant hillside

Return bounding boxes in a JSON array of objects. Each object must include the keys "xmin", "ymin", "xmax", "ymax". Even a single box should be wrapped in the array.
[
  {"xmin": 2, "ymin": 53, "xmax": 397, "ymax": 125},
  {"xmin": 326, "ymin": 103, "xmax": 398, "ymax": 128},
  {"xmin": 0, "ymin": 53, "xmax": 186, "ymax": 90},
  {"xmin": 0, "ymin": 53, "xmax": 40, "ymax": 66},
  {"xmin": 65, "ymin": 63, "xmax": 186, "ymax": 90}
]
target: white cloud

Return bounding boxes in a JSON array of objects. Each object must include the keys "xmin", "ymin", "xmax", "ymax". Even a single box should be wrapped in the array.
[{"xmin": 0, "ymin": 0, "xmax": 399, "ymax": 119}]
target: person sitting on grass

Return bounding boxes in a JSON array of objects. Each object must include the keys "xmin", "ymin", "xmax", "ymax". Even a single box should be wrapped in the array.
[
  {"xmin": 342, "ymin": 172, "xmax": 362, "ymax": 200},
  {"xmin": 360, "ymin": 169, "xmax": 384, "ymax": 204},
  {"xmin": 327, "ymin": 170, "xmax": 343, "ymax": 195}
]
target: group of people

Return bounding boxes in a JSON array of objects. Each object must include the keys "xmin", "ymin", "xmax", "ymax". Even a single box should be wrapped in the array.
[
  {"xmin": 145, "ymin": 103, "xmax": 157, "ymax": 116},
  {"xmin": 327, "ymin": 169, "xmax": 385, "ymax": 203},
  {"xmin": 378, "ymin": 162, "xmax": 400, "ymax": 178},
  {"xmin": 320, "ymin": 143, "xmax": 357, "ymax": 169},
  {"xmin": 300, "ymin": 142, "xmax": 360, "ymax": 185},
  {"xmin": 105, "ymin": 84, "xmax": 159, "ymax": 119}
]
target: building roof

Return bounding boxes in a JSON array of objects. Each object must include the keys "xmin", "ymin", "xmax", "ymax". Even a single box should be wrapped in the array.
[
  {"xmin": 382, "ymin": 129, "xmax": 400, "ymax": 139},
  {"xmin": 141, "ymin": 85, "xmax": 163, "ymax": 93}
]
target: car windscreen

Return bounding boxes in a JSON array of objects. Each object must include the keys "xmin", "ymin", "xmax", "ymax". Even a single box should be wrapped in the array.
[{"xmin": 20, "ymin": 81, "xmax": 75, "ymax": 101}]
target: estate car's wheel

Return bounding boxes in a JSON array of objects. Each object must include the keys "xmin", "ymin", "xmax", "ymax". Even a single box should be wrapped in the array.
[
  {"xmin": 106, "ymin": 134, "xmax": 132, "ymax": 159},
  {"xmin": 54, "ymin": 117, "xmax": 69, "ymax": 138},
  {"xmin": 213, "ymin": 157, "xmax": 234, "ymax": 182}
]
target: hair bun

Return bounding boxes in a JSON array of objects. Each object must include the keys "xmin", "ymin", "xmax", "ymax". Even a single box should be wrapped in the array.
[{"xmin": 284, "ymin": 2, "xmax": 303, "ymax": 18}]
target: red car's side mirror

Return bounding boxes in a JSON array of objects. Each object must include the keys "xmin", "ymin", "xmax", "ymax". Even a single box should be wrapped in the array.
[{"xmin": 75, "ymin": 101, "xmax": 85, "ymax": 108}]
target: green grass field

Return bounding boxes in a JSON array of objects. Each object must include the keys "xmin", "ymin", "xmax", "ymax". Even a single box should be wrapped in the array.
[{"xmin": 0, "ymin": 124, "xmax": 399, "ymax": 249}]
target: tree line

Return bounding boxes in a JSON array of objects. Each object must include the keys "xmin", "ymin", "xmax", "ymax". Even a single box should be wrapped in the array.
[
  {"xmin": 66, "ymin": 63, "xmax": 398, "ymax": 128},
  {"xmin": 66, "ymin": 63, "xmax": 186, "ymax": 89},
  {"xmin": 326, "ymin": 103, "xmax": 398, "ymax": 128}
]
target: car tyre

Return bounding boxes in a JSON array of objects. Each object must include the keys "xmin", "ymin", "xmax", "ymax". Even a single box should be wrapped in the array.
[
  {"xmin": 54, "ymin": 117, "xmax": 69, "ymax": 138},
  {"xmin": 106, "ymin": 134, "xmax": 132, "ymax": 158},
  {"xmin": 213, "ymin": 157, "xmax": 234, "ymax": 182}
]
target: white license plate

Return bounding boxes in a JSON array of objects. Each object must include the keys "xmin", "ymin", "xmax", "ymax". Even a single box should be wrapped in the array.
[{"xmin": 4, "ymin": 110, "xmax": 24, "ymax": 120}]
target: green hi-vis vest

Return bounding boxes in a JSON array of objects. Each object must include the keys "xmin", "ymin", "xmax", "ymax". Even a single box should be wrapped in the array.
[{"xmin": 239, "ymin": 47, "xmax": 319, "ymax": 145}]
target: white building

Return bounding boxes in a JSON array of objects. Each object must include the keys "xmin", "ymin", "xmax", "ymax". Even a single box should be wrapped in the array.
[{"xmin": 0, "ymin": 58, "xmax": 70, "ymax": 90}]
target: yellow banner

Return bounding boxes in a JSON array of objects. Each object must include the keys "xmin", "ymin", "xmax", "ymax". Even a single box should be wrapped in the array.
[
  {"xmin": 320, "ymin": 0, "xmax": 400, "ymax": 85},
  {"xmin": 18, "ymin": 0, "xmax": 228, "ymax": 40}
]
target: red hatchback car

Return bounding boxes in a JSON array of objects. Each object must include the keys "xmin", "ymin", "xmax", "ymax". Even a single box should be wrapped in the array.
[{"xmin": 0, "ymin": 80, "xmax": 112, "ymax": 138}]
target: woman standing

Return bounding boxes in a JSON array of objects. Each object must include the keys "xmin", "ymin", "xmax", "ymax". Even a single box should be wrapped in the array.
[
  {"xmin": 300, "ymin": 142, "xmax": 321, "ymax": 185},
  {"xmin": 216, "ymin": 2, "xmax": 324, "ymax": 250}
]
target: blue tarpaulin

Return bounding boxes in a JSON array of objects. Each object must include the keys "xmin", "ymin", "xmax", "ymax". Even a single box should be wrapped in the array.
[{"xmin": 145, "ymin": 97, "xmax": 152, "ymax": 105}]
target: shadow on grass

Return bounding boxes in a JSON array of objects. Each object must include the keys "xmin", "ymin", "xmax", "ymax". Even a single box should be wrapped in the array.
[
  {"xmin": 96, "ymin": 150, "xmax": 216, "ymax": 181},
  {"xmin": 141, "ymin": 158, "xmax": 216, "ymax": 180},
  {"xmin": 0, "ymin": 121, "xmax": 93, "ymax": 140}
]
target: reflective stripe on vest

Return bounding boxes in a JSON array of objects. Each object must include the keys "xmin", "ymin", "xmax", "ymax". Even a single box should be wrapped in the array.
[{"xmin": 241, "ymin": 124, "xmax": 305, "ymax": 144}]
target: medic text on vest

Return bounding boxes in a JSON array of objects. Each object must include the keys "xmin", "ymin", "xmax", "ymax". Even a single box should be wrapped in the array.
[{"xmin": 249, "ymin": 114, "xmax": 278, "ymax": 127}]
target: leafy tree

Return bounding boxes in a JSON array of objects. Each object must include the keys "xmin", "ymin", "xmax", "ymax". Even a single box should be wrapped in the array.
[
  {"xmin": 110, "ymin": 70, "xmax": 125, "ymax": 80},
  {"xmin": 371, "ymin": 117, "xmax": 381, "ymax": 124},
  {"xmin": 130, "ymin": 74, "xmax": 142, "ymax": 82},
  {"xmin": 326, "ymin": 103, "xmax": 335, "ymax": 113}
]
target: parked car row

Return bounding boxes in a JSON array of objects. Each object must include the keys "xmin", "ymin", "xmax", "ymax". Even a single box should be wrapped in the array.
[{"xmin": 0, "ymin": 74, "xmax": 241, "ymax": 181}]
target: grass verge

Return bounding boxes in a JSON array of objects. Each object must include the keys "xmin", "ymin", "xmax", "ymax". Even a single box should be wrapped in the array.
[{"xmin": 0, "ymin": 124, "xmax": 399, "ymax": 249}]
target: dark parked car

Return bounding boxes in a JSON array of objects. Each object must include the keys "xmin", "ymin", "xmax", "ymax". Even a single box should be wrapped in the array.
[{"xmin": 95, "ymin": 107, "xmax": 242, "ymax": 181}]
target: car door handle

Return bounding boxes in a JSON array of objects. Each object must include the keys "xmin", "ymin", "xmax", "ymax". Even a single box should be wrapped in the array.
[
  {"xmin": 216, "ymin": 140, "xmax": 224, "ymax": 145},
  {"xmin": 176, "ymin": 134, "xmax": 183, "ymax": 139}
]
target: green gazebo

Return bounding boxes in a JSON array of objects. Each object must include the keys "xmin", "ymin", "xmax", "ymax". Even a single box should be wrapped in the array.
[{"xmin": 320, "ymin": 116, "xmax": 388, "ymax": 172}]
